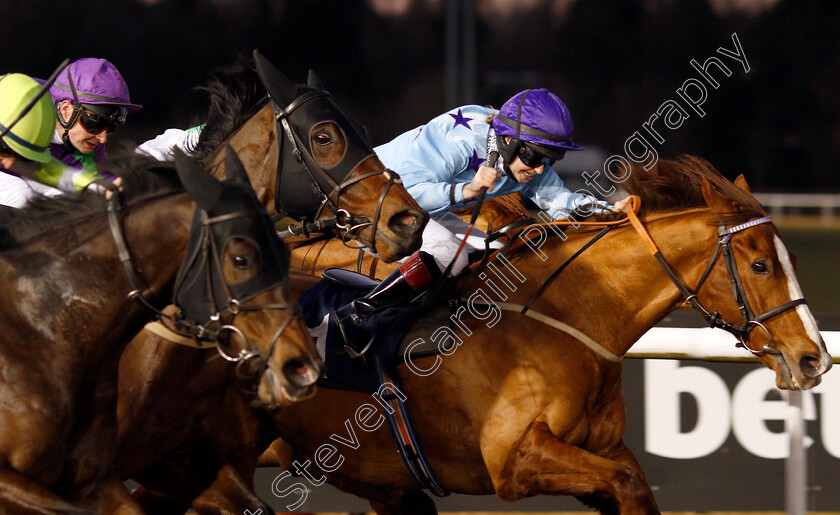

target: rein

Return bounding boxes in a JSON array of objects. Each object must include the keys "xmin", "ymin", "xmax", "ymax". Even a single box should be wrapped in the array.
[{"xmin": 466, "ymin": 195, "xmax": 805, "ymax": 360}]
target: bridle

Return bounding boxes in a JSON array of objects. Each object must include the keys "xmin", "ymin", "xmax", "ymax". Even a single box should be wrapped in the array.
[
  {"xmin": 266, "ymin": 85, "xmax": 399, "ymax": 255},
  {"xmin": 625, "ymin": 206, "xmax": 807, "ymax": 356},
  {"xmin": 472, "ymin": 197, "xmax": 808, "ymax": 359},
  {"xmin": 106, "ymin": 191, "xmax": 295, "ymax": 382}
]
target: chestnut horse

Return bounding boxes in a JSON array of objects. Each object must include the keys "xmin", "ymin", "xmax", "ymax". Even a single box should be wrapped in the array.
[
  {"xmin": 114, "ymin": 53, "xmax": 425, "ymax": 513},
  {"xmin": 0, "ymin": 151, "xmax": 318, "ymax": 513},
  {"xmin": 250, "ymin": 156, "xmax": 832, "ymax": 514}
]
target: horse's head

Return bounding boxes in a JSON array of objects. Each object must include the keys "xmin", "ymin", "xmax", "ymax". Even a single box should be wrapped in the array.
[
  {"xmin": 173, "ymin": 148, "xmax": 322, "ymax": 406},
  {"xmin": 690, "ymin": 174, "xmax": 832, "ymax": 389},
  {"xmin": 252, "ymin": 51, "xmax": 427, "ymax": 262}
]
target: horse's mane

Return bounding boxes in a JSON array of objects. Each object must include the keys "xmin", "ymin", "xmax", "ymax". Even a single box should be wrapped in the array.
[
  {"xmin": 496, "ymin": 155, "xmax": 767, "ymax": 264},
  {"xmin": 619, "ymin": 155, "xmax": 765, "ymax": 225},
  {"xmin": 0, "ymin": 155, "xmax": 183, "ymax": 248},
  {"xmin": 190, "ymin": 59, "xmax": 269, "ymax": 165}
]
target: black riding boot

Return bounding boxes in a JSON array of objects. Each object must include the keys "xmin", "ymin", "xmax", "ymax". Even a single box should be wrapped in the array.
[{"xmin": 335, "ymin": 251, "xmax": 440, "ymax": 359}]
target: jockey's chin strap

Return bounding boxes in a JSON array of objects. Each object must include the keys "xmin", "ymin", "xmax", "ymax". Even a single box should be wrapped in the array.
[
  {"xmin": 272, "ymin": 91, "xmax": 396, "ymax": 254},
  {"xmin": 622, "ymin": 197, "xmax": 806, "ymax": 357}
]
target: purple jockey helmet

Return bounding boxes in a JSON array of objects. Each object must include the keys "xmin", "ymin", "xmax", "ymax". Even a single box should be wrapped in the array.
[
  {"xmin": 48, "ymin": 58, "xmax": 142, "ymax": 113},
  {"xmin": 493, "ymin": 88, "xmax": 583, "ymax": 162}
]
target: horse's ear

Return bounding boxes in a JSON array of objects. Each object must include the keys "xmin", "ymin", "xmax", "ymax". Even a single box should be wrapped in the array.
[
  {"xmin": 253, "ymin": 49, "xmax": 297, "ymax": 105},
  {"xmin": 734, "ymin": 174, "xmax": 752, "ymax": 193},
  {"xmin": 174, "ymin": 149, "xmax": 225, "ymax": 211},
  {"xmin": 224, "ymin": 144, "xmax": 253, "ymax": 188},
  {"xmin": 307, "ymin": 70, "xmax": 325, "ymax": 91},
  {"xmin": 701, "ymin": 176, "xmax": 736, "ymax": 213}
]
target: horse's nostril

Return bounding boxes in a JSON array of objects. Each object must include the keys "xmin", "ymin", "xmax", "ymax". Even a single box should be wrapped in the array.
[
  {"xmin": 388, "ymin": 209, "xmax": 427, "ymax": 237},
  {"xmin": 395, "ymin": 212, "xmax": 418, "ymax": 227},
  {"xmin": 284, "ymin": 359, "xmax": 311, "ymax": 385},
  {"xmin": 800, "ymin": 355, "xmax": 821, "ymax": 377}
]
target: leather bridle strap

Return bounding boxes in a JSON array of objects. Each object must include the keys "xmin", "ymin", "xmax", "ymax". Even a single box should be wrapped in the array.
[
  {"xmin": 624, "ymin": 206, "xmax": 806, "ymax": 355},
  {"xmin": 274, "ymin": 102, "xmax": 393, "ymax": 253},
  {"xmin": 520, "ymin": 225, "xmax": 615, "ymax": 314},
  {"xmin": 107, "ymin": 193, "xmax": 168, "ymax": 318}
]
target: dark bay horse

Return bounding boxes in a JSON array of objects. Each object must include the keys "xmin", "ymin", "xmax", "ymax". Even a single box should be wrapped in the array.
[
  {"xmin": 191, "ymin": 51, "xmax": 427, "ymax": 262},
  {"xmin": 0, "ymin": 151, "xmax": 318, "ymax": 513},
  {"xmin": 252, "ymin": 156, "xmax": 832, "ymax": 514},
  {"xmin": 114, "ymin": 53, "xmax": 424, "ymax": 513},
  {"xmin": 288, "ymin": 192, "xmax": 531, "ymax": 278}
]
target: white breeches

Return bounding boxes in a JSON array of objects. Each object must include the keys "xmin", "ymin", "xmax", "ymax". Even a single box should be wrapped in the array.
[{"xmin": 413, "ymin": 212, "xmax": 503, "ymax": 276}]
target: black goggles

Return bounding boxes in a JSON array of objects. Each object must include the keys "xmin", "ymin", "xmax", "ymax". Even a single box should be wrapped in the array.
[
  {"xmin": 78, "ymin": 104, "xmax": 127, "ymax": 135},
  {"xmin": 517, "ymin": 142, "xmax": 563, "ymax": 168}
]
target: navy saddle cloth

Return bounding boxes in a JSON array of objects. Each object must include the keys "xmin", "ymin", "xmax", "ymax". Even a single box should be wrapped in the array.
[{"xmin": 296, "ymin": 274, "xmax": 423, "ymax": 393}]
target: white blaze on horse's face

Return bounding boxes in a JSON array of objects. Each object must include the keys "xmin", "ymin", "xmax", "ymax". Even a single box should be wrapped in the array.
[{"xmin": 773, "ymin": 235, "xmax": 823, "ymax": 346}]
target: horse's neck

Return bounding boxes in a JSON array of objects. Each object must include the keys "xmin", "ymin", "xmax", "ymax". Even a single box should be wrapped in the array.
[
  {"xmin": 121, "ymin": 195, "xmax": 194, "ymax": 303},
  {"xmin": 496, "ymin": 211, "xmax": 717, "ymax": 358},
  {"xmin": 207, "ymin": 105, "xmax": 278, "ymax": 214},
  {"xmin": 0, "ymin": 194, "xmax": 195, "ymax": 377}
]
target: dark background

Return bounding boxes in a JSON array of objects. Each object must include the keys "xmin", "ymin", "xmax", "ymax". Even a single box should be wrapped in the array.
[{"xmin": 2, "ymin": 0, "xmax": 839, "ymax": 192}]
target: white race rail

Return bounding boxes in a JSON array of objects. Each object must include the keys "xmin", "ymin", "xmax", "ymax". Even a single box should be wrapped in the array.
[
  {"xmin": 629, "ymin": 327, "xmax": 840, "ymax": 363},
  {"xmin": 754, "ymin": 192, "xmax": 840, "ymax": 221},
  {"xmin": 627, "ymin": 326, "xmax": 839, "ymax": 515}
]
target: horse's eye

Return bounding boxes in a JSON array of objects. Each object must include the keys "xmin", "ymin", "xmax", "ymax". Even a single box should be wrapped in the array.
[
  {"xmin": 232, "ymin": 255, "xmax": 250, "ymax": 269},
  {"xmin": 751, "ymin": 260, "xmax": 769, "ymax": 275},
  {"xmin": 314, "ymin": 133, "xmax": 331, "ymax": 145}
]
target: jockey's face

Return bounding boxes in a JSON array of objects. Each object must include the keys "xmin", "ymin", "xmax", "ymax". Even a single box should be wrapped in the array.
[
  {"xmin": 508, "ymin": 155, "xmax": 547, "ymax": 183},
  {"xmin": 57, "ymin": 100, "xmax": 108, "ymax": 155},
  {"xmin": 0, "ymin": 155, "xmax": 15, "ymax": 170}
]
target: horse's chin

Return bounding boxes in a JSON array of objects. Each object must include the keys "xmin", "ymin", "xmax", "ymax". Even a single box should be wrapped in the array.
[
  {"xmin": 371, "ymin": 229, "xmax": 423, "ymax": 263},
  {"xmin": 258, "ymin": 368, "xmax": 318, "ymax": 407},
  {"xmin": 769, "ymin": 351, "xmax": 826, "ymax": 391}
]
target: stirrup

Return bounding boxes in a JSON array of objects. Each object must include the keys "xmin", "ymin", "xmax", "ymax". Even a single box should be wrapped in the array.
[{"xmin": 344, "ymin": 336, "xmax": 374, "ymax": 359}]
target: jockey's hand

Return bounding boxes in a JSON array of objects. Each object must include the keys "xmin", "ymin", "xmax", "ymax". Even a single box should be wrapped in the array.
[
  {"xmin": 612, "ymin": 196, "xmax": 631, "ymax": 212},
  {"xmin": 105, "ymin": 177, "xmax": 123, "ymax": 200},
  {"xmin": 85, "ymin": 177, "xmax": 124, "ymax": 200},
  {"xmin": 463, "ymin": 165, "xmax": 502, "ymax": 200}
]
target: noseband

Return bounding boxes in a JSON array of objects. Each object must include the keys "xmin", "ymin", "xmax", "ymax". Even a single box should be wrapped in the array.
[
  {"xmin": 269, "ymin": 89, "xmax": 399, "ymax": 254},
  {"xmin": 628, "ymin": 211, "xmax": 807, "ymax": 357}
]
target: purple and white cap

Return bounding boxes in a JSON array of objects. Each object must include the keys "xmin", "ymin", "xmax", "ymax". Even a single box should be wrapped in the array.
[
  {"xmin": 47, "ymin": 58, "xmax": 142, "ymax": 113},
  {"xmin": 493, "ymin": 88, "xmax": 582, "ymax": 152}
]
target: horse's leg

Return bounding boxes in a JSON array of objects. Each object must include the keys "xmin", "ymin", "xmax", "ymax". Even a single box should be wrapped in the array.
[
  {"xmin": 130, "ymin": 485, "xmax": 186, "ymax": 515},
  {"xmin": 495, "ymin": 422, "xmax": 659, "ymax": 515},
  {"xmin": 190, "ymin": 391, "xmax": 274, "ymax": 515},
  {"xmin": 190, "ymin": 463, "xmax": 271, "ymax": 515},
  {"xmin": 0, "ymin": 468, "xmax": 95, "ymax": 514},
  {"xmin": 75, "ymin": 476, "xmax": 145, "ymax": 515},
  {"xmin": 368, "ymin": 489, "xmax": 438, "ymax": 515}
]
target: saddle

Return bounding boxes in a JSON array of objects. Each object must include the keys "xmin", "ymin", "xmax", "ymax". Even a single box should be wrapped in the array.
[{"xmin": 299, "ymin": 269, "xmax": 457, "ymax": 392}]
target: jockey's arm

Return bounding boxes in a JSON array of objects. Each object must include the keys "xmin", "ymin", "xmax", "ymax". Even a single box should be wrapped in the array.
[
  {"xmin": 376, "ymin": 123, "xmax": 472, "ymax": 217},
  {"xmin": 136, "ymin": 125, "xmax": 204, "ymax": 161},
  {"xmin": 11, "ymin": 159, "xmax": 118, "ymax": 198},
  {"xmin": 526, "ymin": 168, "xmax": 613, "ymax": 220}
]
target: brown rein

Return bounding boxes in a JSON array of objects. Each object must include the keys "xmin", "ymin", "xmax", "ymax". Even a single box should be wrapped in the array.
[{"xmin": 466, "ymin": 195, "xmax": 805, "ymax": 359}]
